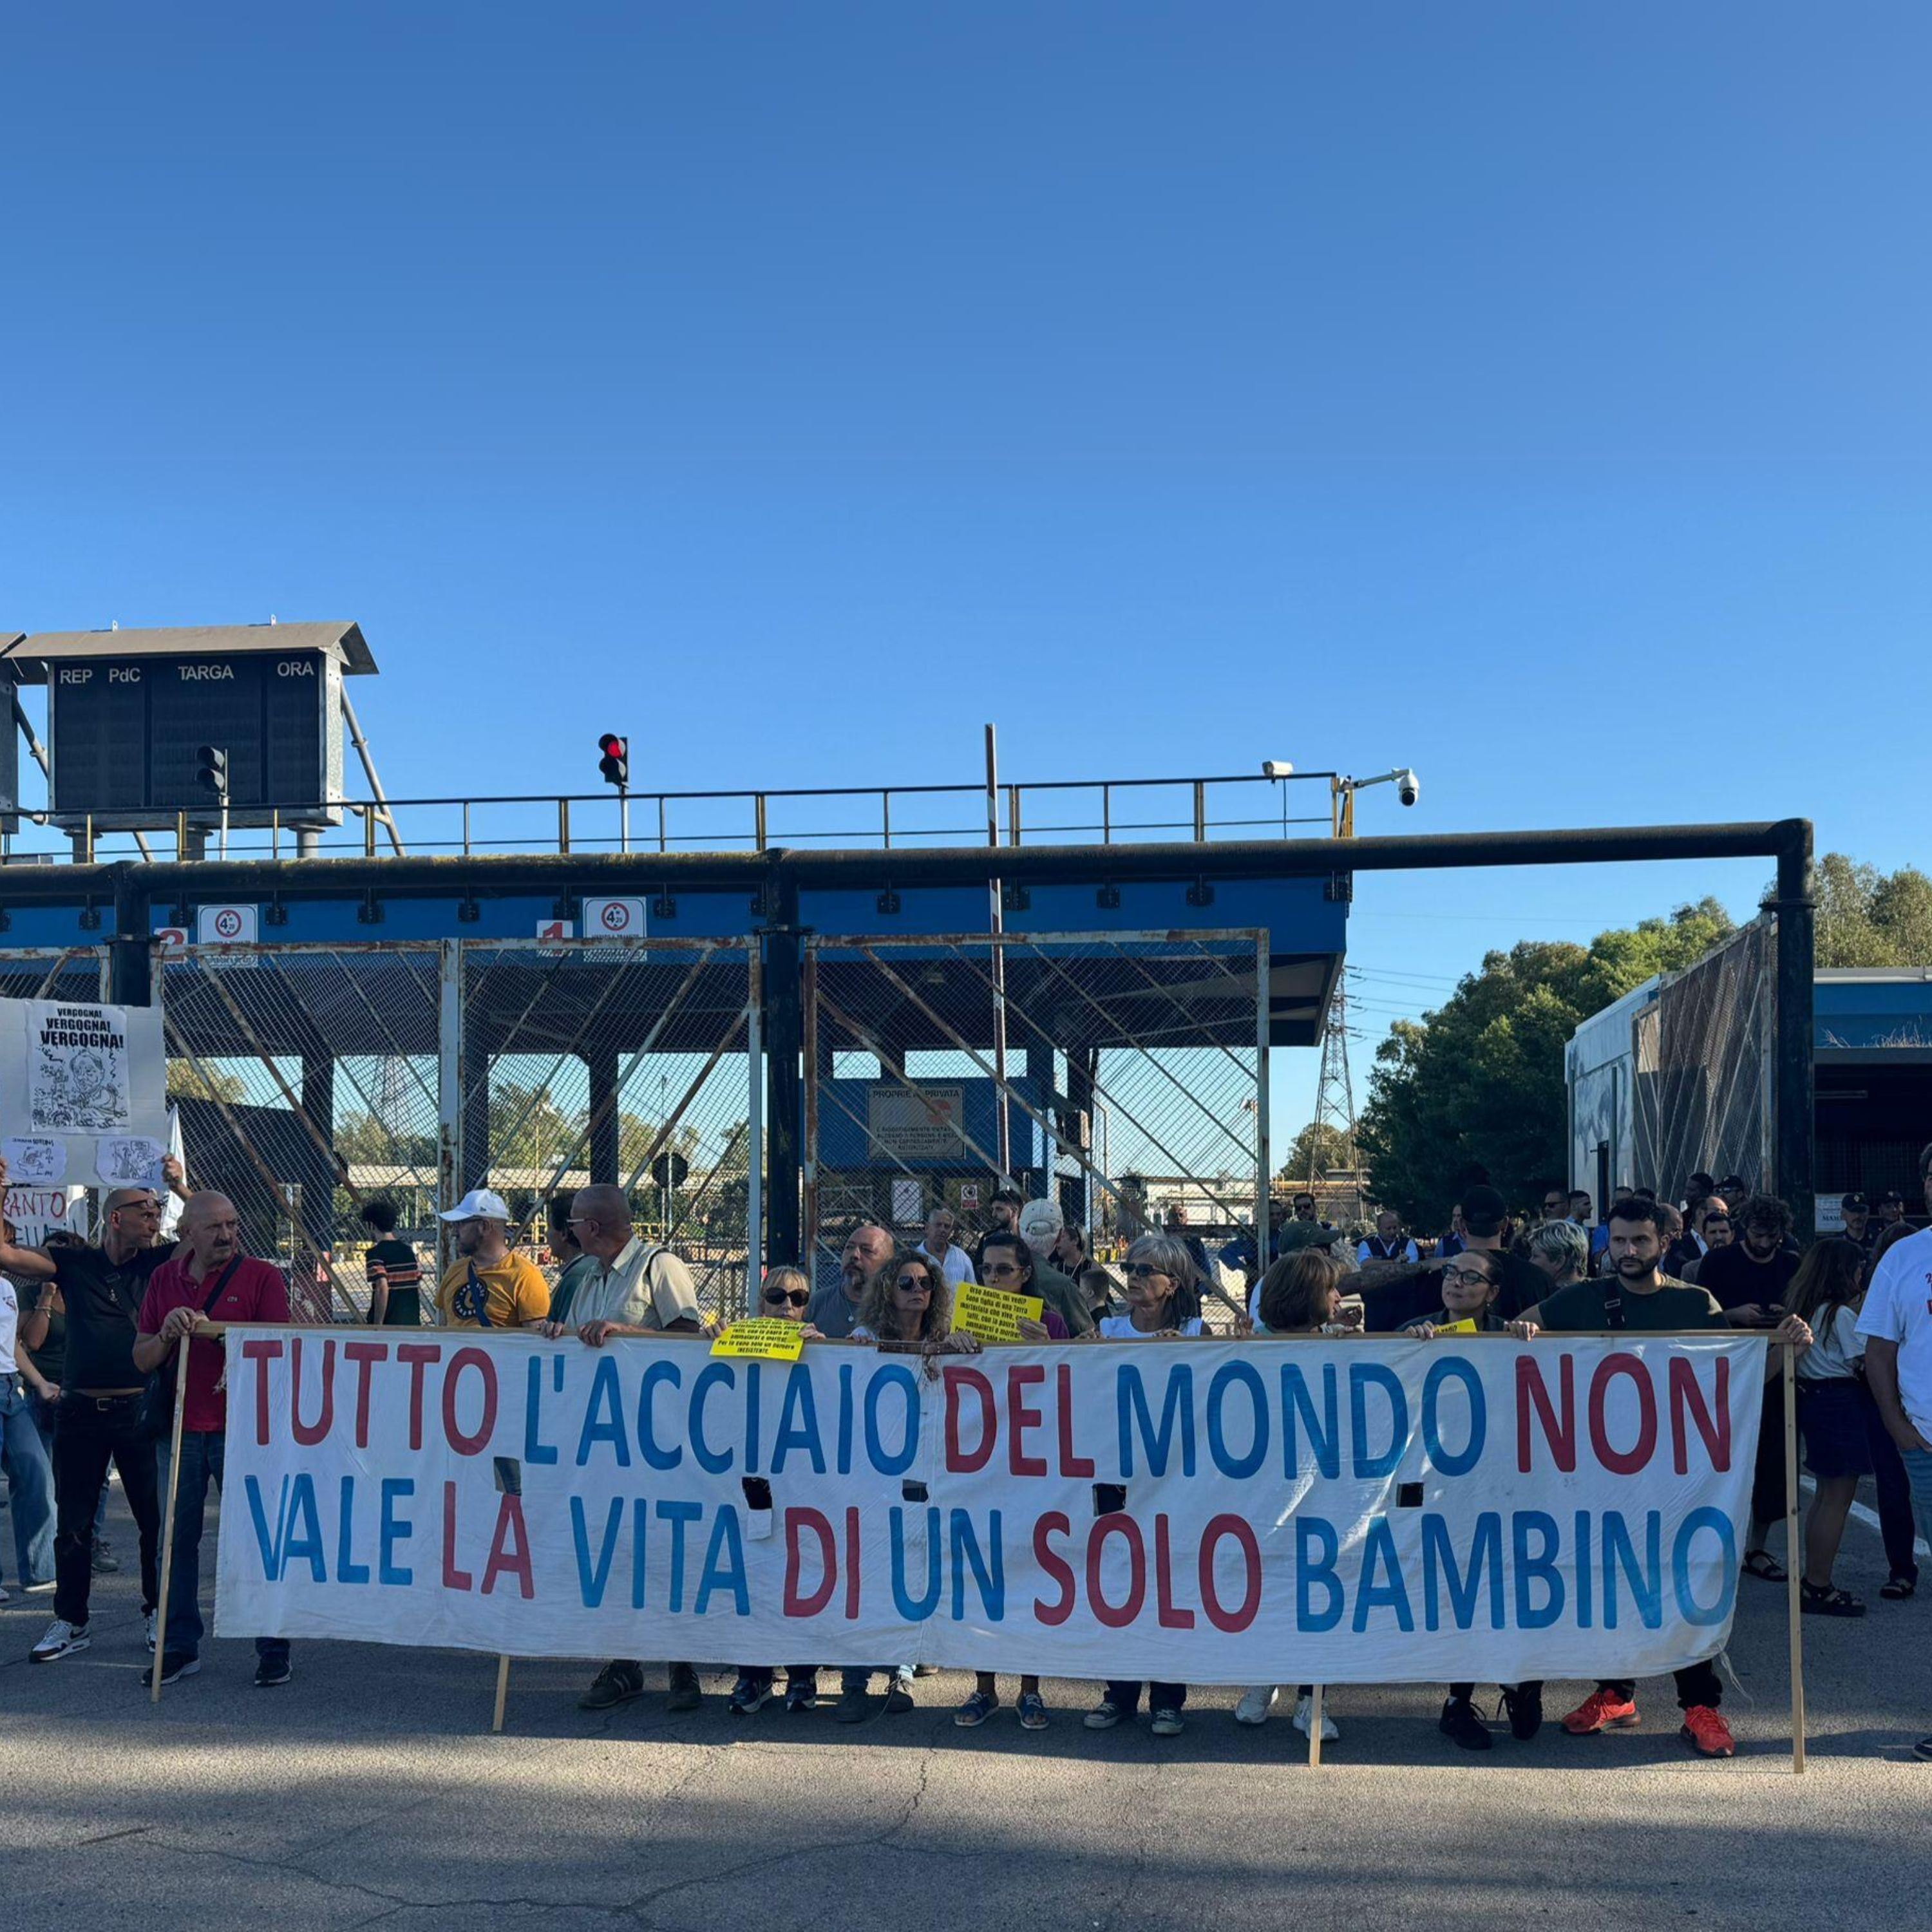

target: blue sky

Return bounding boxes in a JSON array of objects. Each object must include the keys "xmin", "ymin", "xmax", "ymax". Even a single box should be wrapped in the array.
[{"xmin": 4, "ymin": 3, "xmax": 1927, "ymax": 1133}]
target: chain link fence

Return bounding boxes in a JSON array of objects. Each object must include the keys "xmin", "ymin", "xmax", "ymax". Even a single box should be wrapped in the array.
[
  {"xmin": 802, "ymin": 931, "xmax": 1268, "ymax": 1305},
  {"xmin": 157, "ymin": 938, "xmax": 757, "ymax": 1325}
]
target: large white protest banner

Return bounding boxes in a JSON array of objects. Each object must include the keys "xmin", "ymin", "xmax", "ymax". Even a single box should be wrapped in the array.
[
  {"xmin": 217, "ymin": 1334, "xmax": 1763, "ymax": 1685},
  {"xmin": 0, "ymin": 998, "xmax": 169, "ymax": 1191}
]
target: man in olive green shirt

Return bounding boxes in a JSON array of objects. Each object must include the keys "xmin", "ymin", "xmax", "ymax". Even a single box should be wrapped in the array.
[{"xmin": 1522, "ymin": 1197, "xmax": 1811, "ymax": 1761}]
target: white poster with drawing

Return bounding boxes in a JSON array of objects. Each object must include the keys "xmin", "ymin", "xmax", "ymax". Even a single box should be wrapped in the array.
[
  {"xmin": 1, "ymin": 1137, "xmax": 66, "ymax": 1184},
  {"xmin": 29, "ymin": 1002, "xmax": 133, "ymax": 1131},
  {"xmin": 0, "ymin": 998, "xmax": 167, "ymax": 1192}
]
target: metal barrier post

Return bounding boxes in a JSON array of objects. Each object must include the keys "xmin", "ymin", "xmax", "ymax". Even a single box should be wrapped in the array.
[
  {"xmin": 761, "ymin": 875, "xmax": 804, "ymax": 1265},
  {"xmin": 438, "ymin": 939, "xmax": 465, "ymax": 1274}
]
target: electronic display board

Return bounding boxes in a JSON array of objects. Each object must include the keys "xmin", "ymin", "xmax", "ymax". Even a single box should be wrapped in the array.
[{"xmin": 48, "ymin": 649, "xmax": 337, "ymax": 822}]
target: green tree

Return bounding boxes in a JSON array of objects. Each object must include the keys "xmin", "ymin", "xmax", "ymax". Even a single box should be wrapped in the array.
[
  {"xmin": 1813, "ymin": 853, "xmax": 1932, "ymax": 967},
  {"xmin": 1280, "ymin": 1120, "xmax": 1354, "ymax": 1182},
  {"xmin": 1358, "ymin": 898, "xmax": 1734, "ymax": 1229},
  {"xmin": 167, "ymin": 1061, "xmax": 247, "ymax": 1104}
]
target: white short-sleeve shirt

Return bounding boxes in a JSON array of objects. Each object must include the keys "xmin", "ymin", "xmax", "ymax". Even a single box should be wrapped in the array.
[{"xmin": 1855, "ymin": 1227, "xmax": 1932, "ymax": 1439}]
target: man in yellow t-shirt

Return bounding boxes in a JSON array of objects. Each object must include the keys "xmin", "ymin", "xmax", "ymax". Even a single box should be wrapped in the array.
[{"xmin": 433, "ymin": 1189, "xmax": 550, "ymax": 1330}]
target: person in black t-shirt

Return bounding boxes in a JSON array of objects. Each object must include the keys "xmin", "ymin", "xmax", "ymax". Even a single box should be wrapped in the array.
[
  {"xmin": 1684, "ymin": 1193, "xmax": 1802, "ymax": 1583},
  {"xmin": 5, "ymin": 1159, "xmax": 185, "ymax": 1664}
]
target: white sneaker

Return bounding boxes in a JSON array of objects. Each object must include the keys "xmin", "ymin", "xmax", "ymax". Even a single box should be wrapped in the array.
[
  {"xmin": 0, "ymin": 1585, "xmax": 10, "ymax": 1605},
  {"xmin": 24, "ymin": 1580, "xmax": 56, "ymax": 1594},
  {"xmin": 1235, "ymin": 1684, "xmax": 1279, "ymax": 1727},
  {"xmin": 30, "ymin": 1618, "xmax": 90, "ymax": 1663},
  {"xmin": 1293, "ymin": 1694, "xmax": 1338, "ymax": 1742},
  {"xmin": 144, "ymin": 1609, "xmax": 157, "ymax": 1653}
]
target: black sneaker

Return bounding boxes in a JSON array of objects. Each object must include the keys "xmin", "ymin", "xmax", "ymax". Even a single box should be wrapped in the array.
[
  {"xmin": 580, "ymin": 1662, "xmax": 645, "ymax": 1711},
  {"xmin": 1501, "ymin": 1683, "xmax": 1542, "ymax": 1741},
  {"xmin": 833, "ymin": 1685, "xmax": 872, "ymax": 1724},
  {"xmin": 728, "ymin": 1672, "xmax": 775, "ymax": 1715},
  {"xmin": 91, "ymin": 1540, "xmax": 120, "ymax": 1576},
  {"xmin": 153, "ymin": 1653, "xmax": 201, "ymax": 1687},
  {"xmin": 254, "ymin": 1656, "xmax": 292, "ymax": 1689},
  {"xmin": 1440, "ymin": 1696, "xmax": 1493, "ymax": 1751},
  {"xmin": 785, "ymin": 1673, "xmax": 819, "ymax": 1713},
  {"xmin": 884, "ymin": 1679, "xmax": 915, "ymax": 1715},
  {"xmin": 667, "ymin": 1663, "xmax": 703, "ymax": 1712}
]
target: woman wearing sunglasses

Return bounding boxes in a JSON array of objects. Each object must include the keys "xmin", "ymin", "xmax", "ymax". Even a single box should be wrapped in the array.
[
  {"xmin": 1088, "ymin": 1233, "xmax": 1207, "ymax": 1341},
  {"xmin": 952, "ymin": 1230, "xmax": 1068, "ymax": 1732},
  {"xmin": 1401, "ymin": 1249, "xmax": 1545, "ymax": 1750},
  {"xmin": 837, "ymin": 1249, "xmax": 978, "ymax": 1724},
  {"xmin": 1081, "ymin": 1233, "xmax": 1205, "ymax": 1737},
  {"xmin": 728, "ymin": 1266, "xmax": 826, "ymax": 1715},
  {"xmin": 849, "ymin": 1248, "xmax": 972, "ymax": 1349}
]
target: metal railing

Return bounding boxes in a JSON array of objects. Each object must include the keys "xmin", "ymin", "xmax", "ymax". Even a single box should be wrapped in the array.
[{"xmin": 3, "ymin": 768, "xmax": 1347, "ymax": 865}]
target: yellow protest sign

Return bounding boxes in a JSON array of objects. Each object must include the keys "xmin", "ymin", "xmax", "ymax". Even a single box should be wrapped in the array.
[
  {"xmin": 1430, "ymin": 1318, "xmax": 1479, "ymax": 1336},
  {"xmin": 952, "ymin": 1282, "xmax": 1045, "ymax": 1343},
  {"xmin": 710, "ymin": 1318, "xmax": 806, "ymax": 1361}
]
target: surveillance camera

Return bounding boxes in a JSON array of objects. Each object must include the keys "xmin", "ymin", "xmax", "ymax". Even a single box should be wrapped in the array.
[
  {"xmin": 1262, "ymin": 759, "xmax": 1295, "ymax": 779},
  {"xmin": 1397, "ymin": 769, "xmax": 1419, "ymax": 808}
]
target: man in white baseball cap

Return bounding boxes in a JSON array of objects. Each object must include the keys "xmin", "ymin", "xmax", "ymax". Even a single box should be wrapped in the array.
[
  {"xmin": 433, "ymin": 1189, "xmax": 550, "ymax": 1330},
  {"xmin": 1015, "ymin": 1197, "xmax": 1094, "ymax": 1336}
]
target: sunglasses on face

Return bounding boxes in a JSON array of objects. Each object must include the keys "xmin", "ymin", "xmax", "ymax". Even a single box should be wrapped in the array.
[
  {"xmin": 763, "ymin": 1288, "xmax": 810, "ymax": 1307},
  {"xmin": 982, "ymin": 1262, "xmax": 1025, "ymax": 1281},
  {"xmin": 895, "ymin": 1275, "xmax": 933, "ymax": 1293},
  {"xmin": 1124, "ymin": 1263, "xmax": 1170, "ymax": 1281}
]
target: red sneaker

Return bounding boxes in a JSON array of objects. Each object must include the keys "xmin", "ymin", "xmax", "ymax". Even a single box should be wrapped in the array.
[
  {"xmin": 1680, "ymin": 1706, "xmax": 1735, "ymax": 1758},
  {"xmin": 1561, "ymin": 1688, "xmax": 1640, "ymax": 1735}
]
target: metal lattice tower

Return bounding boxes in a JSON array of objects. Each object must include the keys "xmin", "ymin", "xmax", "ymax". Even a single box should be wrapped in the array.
[{"xmin": 1307, "ymin": 983, "xmax": 1363, "ymax": 1220}]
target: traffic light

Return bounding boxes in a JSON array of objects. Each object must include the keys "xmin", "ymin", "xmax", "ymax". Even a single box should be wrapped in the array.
[
  {"xmin": 195, "ymin": 744, "xmax": 229, "ymax": 802},
  {"xmin": 598, "ymin": 732, "xmax": 629, "ymax": 789}
]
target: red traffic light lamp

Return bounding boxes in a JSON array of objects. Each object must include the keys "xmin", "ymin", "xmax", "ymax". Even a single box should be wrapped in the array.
[{"xmin": 598, "ymin": 733, "xmax": 629, "ymax": 788}]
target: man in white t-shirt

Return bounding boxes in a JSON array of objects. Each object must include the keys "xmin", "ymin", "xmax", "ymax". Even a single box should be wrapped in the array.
[
  {"xmin": 915, "ymin": 1206, "xmax": 975, "ymax": 1288},
  {"xmin": 1855, "ymin": 1193, "xmax": 1932, "ymax": 1763}
]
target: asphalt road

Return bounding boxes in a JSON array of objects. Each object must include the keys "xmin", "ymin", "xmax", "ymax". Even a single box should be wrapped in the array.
[{"xmin": 3, "ymin": 1494, "xmax": 1927, "ymax": 1932}]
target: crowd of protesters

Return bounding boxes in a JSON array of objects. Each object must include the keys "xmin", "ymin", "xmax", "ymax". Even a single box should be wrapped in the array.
[{"xmin": 3, "ymin": 1146, "xmax": 1930, "ymax": 1767}]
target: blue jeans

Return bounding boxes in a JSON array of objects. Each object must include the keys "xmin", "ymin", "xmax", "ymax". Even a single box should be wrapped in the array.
[
  {"xmin": 0, "ymin": 1373, "xmax": 55, "ymax": 1589},
  {"xmin": 1900, "ymin": 1446, "xmax": 1932, "ymax": 1560},
  {"xmin": 158, "ymin": 1428, "xmax": 289, "ymax": 1667}
]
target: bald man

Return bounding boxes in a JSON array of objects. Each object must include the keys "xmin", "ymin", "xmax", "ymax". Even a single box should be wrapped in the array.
[
  {"xmin": 540, "ymin": 1185, "xmax": 701, "ymax": 1345},
  {"xmin": 132, "ymin": 1192, "xmax": 292, "ymax": 1687},
  {"xmin": 548, "ymin": 1184, "xmax": 706, "ymax": 1718}
]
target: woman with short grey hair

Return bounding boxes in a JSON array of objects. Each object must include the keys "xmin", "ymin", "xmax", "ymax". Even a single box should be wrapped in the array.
[{"xmin": 1527, "ymin": 1218, "xmax": 1589, "ymax": 1295}]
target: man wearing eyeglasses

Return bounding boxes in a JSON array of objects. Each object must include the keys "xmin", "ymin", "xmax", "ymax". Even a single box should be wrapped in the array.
[
  {"xmin": 541, "ymin": 1184, "xmax": 700, "ymax": 1347},
  {"xmin": 551, "ymin": 1183, "xmax": 706, "ymax": 1718},
  {"xmin": 432, "ymin": 1190, "xmax": 551, "ymax": 1331}
]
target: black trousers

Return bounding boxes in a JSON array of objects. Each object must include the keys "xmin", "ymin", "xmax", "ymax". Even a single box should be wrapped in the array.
[
  {"xmin": 1599, "ymin": 1660, "xmax": 1722, "ymax": 1710},
  {"xmin": 1106, "ymin": 1678, "xmax": 1187, "ymax": 1713},
  {"xmin": 1862, "ymin": 1385, "xmax": 1921, "ymax": 1582},
  {"xmin": 53, "ymin": 1394, "xmax": 160, "ymax": 1625}
]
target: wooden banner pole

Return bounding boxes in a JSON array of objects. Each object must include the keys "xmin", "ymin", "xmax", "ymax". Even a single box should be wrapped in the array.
[
  {"xmin": 150, "ymin": 1335, "xmax": 193, "ymax": 1705},
  {"xmin": 1783, "ymin": 1339, "xmax": 1806, "ymax": 1773},
  {"xmin": 1307, "ymin": 1685, "xmax": 1324, "ymax": 1768},
  {"xmin": 491, "ymin": 1655, "xmax": 511, "ymax": 1734}
]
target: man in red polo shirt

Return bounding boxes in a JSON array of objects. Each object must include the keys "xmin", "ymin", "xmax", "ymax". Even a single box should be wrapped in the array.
[{"xmin": 133, "ymin": 1191, "xmax": 291, "ymax": 1688}]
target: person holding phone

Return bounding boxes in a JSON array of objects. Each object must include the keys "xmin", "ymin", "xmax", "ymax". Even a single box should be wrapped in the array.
[{"xmin": 728, "ymin": 1267, "xmax": 826, "ymax": 1716}]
